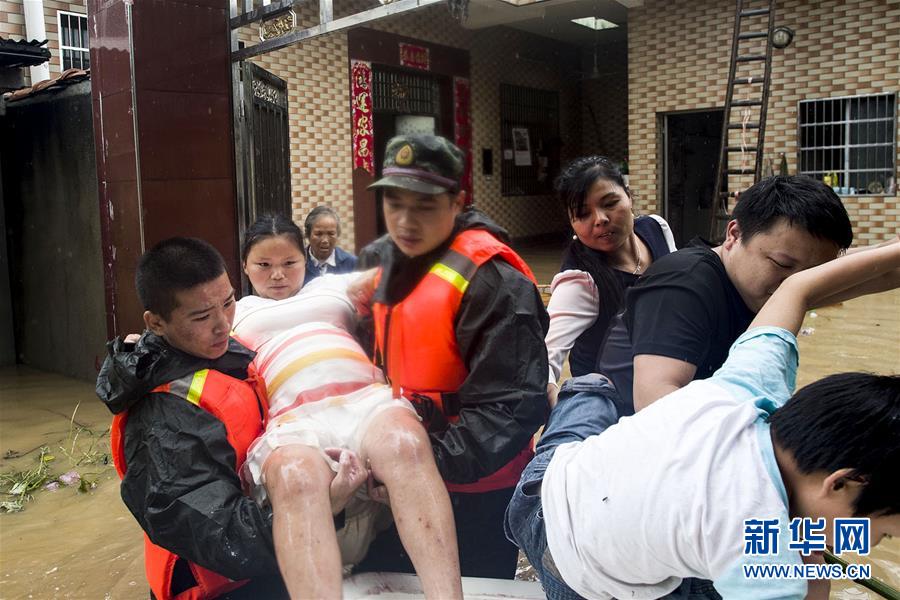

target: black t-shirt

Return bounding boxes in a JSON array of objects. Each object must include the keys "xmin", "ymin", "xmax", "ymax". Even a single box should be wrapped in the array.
[
  {"xmin": 595, "ymin": 241, "xmax": 754, "ymax": 416},
  {"xmin": 560, "ymin": 215, "xmax": 674, "ymax": 377}
]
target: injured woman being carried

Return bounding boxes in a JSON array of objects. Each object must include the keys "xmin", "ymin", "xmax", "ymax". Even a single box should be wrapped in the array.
[{"xmin": 232, "ymin": 272, "xmax": 462, "ymax": 599}]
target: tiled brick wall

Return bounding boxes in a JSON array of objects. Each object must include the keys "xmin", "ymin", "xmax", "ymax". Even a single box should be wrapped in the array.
[
  {"xmin": 628, "ymin": 0, "xmax": 900, "ymax": 244},
  {"xmin": 2, "ymin": 0, "xmax": 29, "ymax": 88},
  {"xmin": 238, "ymin": 2, "xmax": 358, "ymax": 248},
  {"xmin": 239, "ymin": 8, "xmax": 357, "ymax": 247},
  {"xmin": 463, "ymin": 25, "xmax": 577, "ymax": 240},
  {"xmin": 581, "ymin": 42, "xmax": 629, "ymax": 162},
  {"xmin": 1, "ymin": 0, "xmax": 87, "ymax": 87},
  {"xmin": 241, "ymin": 2, "xmax": 576, "ymax": 249},
  {"xmin": 1, "ymin": 0, "xmax": 26, "ymax": 39}
]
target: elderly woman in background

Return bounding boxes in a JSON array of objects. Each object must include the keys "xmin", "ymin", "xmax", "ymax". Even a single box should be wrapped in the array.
[{"xmin": 303, "ymin": 205, "xmax": 358, "ymax": 285}]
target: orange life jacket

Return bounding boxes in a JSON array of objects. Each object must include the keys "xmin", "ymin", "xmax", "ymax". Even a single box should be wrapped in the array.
[
  {"xmin": 110, "ymin": 368, "xmax": 266, "ymax": 600},
  {"xmin": 372, "ymin": 228, "xmax": 538, "ymax": 493}
]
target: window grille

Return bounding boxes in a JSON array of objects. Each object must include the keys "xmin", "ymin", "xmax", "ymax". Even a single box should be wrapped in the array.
[
  {"xmin": 58, "ymin": 11, "xmax": 90, "ymax": 71},
  {"xmin": 372, "ymin": 68, "xmax": 439, "ymax": 115},
  {"xmin": 798, "ymin": 93, "xmax": 896, "ymax": 195},
  {"xmin": 501, "ymin": 84, "xmax": 559, "ymax": 196}
]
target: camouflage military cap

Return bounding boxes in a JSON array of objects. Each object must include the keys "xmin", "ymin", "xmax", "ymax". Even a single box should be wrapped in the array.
[{"xmin": 368, "ymin": 134, "xmax": 464, "ymax": 195}]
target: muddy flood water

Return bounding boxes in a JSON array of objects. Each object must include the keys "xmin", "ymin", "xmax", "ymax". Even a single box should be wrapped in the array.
[{"xmin": 1, "ymin": 290, "xmax": 898, "ymax": 599}]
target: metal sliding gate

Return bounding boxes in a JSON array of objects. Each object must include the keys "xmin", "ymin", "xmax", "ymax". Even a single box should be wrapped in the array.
[{"xmin": 238, "ymin": 62, "xmax": 291, "ymax": 226}]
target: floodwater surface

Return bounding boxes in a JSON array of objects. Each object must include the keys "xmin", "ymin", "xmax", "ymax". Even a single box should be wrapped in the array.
[
  {"xmin": 0, "ymin": 290, "xmax": 898, "ymax": 599},
  {"xmin": 0, "ymin": 368, "xmax": 144, "ymax": 598}
]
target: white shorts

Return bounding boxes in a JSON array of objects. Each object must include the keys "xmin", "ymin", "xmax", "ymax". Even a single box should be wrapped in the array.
[{"xmin": 241, "ymin": 383, "xmax": 418, "ymax": 565}]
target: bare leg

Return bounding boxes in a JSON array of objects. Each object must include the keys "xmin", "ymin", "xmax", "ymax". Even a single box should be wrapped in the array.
[
  {"xmin": 263, "ymin": 444, "xmax": 342, "ymax": 599},
  {"xmin": 361, "ymin": 408, "xmax": 463, "ymax": 599}
]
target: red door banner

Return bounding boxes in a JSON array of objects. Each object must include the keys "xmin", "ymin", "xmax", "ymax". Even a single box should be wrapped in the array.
[
  {"xmin": 454, "ymin": 76, "xmax": 472, "ymax": 204},
  {"xmin": 351, "ymin": 60, "xmax": 375, "ymax": 174}
]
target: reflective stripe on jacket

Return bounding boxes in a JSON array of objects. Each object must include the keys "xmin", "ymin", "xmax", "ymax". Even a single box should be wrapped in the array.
[
  {"xmin": 372, "ymin": 228, "xmax": 537, "ymax": 493},
  {"xmin": 110, "ymin": 368, "xmax": 265, "ymax": 600}
]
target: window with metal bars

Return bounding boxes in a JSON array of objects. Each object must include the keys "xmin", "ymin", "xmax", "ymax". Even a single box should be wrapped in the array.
[
  {"xmin": 501, "ymin": 84, "xmax": 559, "ymax": 196},
  {"xmin": 372, "ymin": 68, "xmax": 439, "ymax": 115},
  {"xmin": 798, "ymin": 93, "xmax": 896, "ymax": 195},
  {"xmin": 58, "ymin": 11, "xmax": 90, "ymax": 71}
]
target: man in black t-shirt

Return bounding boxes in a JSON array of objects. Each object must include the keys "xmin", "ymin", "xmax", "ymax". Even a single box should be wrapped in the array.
[{"xmin": 597, "ymin": 175, "xmax": 854, "ymax": 416}]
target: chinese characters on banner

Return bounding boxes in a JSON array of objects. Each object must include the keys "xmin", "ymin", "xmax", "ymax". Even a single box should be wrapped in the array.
[
  {"xmin": 743, "ymin": 517, "xmax": 870, "ymax": 557},
  {"xmin": 454, "ymin": 77, "xmax": 472, "ymax": 204},
  {"xmin": 351, "ymin": 60, "xmax": 374, "ymax": 174},
  {"xmin": 399, "ymin": 43, "xmax": 430, "ymax": 70}
]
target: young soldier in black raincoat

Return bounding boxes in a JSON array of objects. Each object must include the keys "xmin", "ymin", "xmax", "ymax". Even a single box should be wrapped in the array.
[{"xmin": 97, "ymin": 238, "xmax": 361, "ymax": 599}]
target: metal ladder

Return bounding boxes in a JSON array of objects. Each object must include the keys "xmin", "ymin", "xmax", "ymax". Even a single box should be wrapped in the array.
[{"xmin": 708, "ymin": 0, "xmax": 777, "ymax": 241}]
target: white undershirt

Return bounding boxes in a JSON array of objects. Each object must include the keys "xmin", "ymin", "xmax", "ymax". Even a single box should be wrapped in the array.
[{"xmin": 308, "ymin": 247, "xmax": 337, "ymax": 272}]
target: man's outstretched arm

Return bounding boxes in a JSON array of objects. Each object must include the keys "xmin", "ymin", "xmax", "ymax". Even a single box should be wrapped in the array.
[{"xmin": 751, "ymin": 237, "xmax": 900, "ymax": 335}]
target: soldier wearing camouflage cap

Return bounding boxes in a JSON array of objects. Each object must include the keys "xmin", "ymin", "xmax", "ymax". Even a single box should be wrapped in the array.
[
  {"xmin": 368, "ymin": 134, "xmax": 465, "ymax": 195},
  {"xmin": 357, "ymin": 134, "xmax": 551, "ymax": 579}
]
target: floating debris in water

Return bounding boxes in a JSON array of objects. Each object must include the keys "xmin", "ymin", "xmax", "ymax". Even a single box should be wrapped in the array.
[
  {"xmin": 58, "ymin": 471, "xmax": 80, "ymax": 487},
  {"xmin": 0, "ymin": 447, "xmax": 54, "ymax": 512},
  {"xmin": 0, "ymin": 405, "xmax": 113, "ymax": 512},
  {"xmin": 810, "ymin": 312, "xmax": 818, "ymax": 319},
  {"xmin": 78, "ymin": 476, "xmax": 98, "ymax": 493},
  {"xmin": 800, "ymin": 327, "xmax": 815, "ymax": 336}
]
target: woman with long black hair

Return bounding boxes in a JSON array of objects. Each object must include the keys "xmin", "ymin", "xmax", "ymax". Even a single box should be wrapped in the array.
[{"xmin": 546, "ymin": 156, "xmax": 676, "ymax": 404}]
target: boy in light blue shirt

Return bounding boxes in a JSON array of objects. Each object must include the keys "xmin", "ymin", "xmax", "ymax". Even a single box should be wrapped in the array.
[{"xmin": 506, "ymin": 239, "xmax": 900, "ymax": 599}]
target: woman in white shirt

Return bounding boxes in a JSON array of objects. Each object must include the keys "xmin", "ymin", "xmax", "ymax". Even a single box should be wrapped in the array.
[{"xmin": 546, "ymin": 156, "xmax": 676, "ymax": 404}]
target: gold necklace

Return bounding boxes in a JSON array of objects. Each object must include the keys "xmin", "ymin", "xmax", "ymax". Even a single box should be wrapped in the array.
[{"xmin": 632, "ymin": 235, "xmax": 643, "ymax": 275}]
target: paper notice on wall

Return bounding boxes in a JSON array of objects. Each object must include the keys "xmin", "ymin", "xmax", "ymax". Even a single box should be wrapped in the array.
[
  {"xmin": 395, "ymin": 115, "xmax": 435, "ymax": 136},
  {"xmin": 512, "ymin": 127, "xmax": 531, "ymax": 166}
]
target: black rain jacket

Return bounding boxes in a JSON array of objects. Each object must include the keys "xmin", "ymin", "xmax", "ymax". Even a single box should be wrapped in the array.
[{"xmin": 96, "ymin": 333, "xmax": 283, "ymax": 589}]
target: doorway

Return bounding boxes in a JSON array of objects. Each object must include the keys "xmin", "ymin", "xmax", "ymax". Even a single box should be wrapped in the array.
[
  {"xmin": 663, "ymin": 110, "xmax": 724, "ymax": 246},
  {"xmin": 347, "ymin": 29, "xmax": 469, "ymax": 251},
  {"xmin": 371, "ymin": 67, "xmax": 450, "ymax": 235}
]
